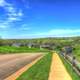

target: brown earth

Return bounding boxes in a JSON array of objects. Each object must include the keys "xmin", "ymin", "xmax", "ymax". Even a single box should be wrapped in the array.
[{"xmin": 0, "ymin": 53, "xmax": 43, "ymax": 80}]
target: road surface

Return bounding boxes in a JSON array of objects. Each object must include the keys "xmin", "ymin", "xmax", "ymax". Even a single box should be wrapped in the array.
[{"xmin": 0, "ymin": 53, "xmax": 43, "ymax": 80}]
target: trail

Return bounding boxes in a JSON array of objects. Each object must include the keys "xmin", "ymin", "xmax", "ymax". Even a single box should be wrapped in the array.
[{"xmin": 48, "ymin": 53, "xmax": 72, "ymax": 80}]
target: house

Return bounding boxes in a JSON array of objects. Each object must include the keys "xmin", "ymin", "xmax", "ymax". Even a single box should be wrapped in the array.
[
  {"xmin": 12, "ymin": 43, "xmax": 21, "ymax": 47},
  {"xmin": 40, "ymin": 43, "xmax": 55, "ymax": 50},
  {"xmin": 27, "ymin": 43, "xmax": 40, "ymax": 48},
  {"xmin": 64, "ymin": 46, "xmax": 73, "ymax": 55}
]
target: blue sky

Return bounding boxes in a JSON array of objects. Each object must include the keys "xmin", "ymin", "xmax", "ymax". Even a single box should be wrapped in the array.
[{"xmin": 0, "ymin": 0, "xmax": 80, "ymax": 39}]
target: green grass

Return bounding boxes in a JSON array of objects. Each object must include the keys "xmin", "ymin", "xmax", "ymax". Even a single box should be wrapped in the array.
[
  {"xmin": 73, "ymin": 45, "xmax": 80, "ymax": 62},
  {"xmin": 74, "ymin": 50, "xmax": 80, "ymax": 62},
  {"xmin": 17, "ymin": 53, "xmax": 52, "ymax": 80},
  {"xmin": 59, "ymin": 54, "xmax": 80, "ymax": 80},
  {"xmin": 0, "ymin": 46, "xmax": 49, "ymax": 54}
]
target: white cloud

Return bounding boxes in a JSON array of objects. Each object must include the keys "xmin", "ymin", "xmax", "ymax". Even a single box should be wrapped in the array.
[
  {"xmin": 0, "ymin": 20, "xmax": 10, "ymax": 28},
  {"xmin": 7, "ymin": 8, "xmax": 23, "ymax": 21},
  {"xmin": 2, "ymin": 29, "xmax": 80, "ymax": 39},
  {"xmin": 49, "ymin": 29, "xmax": 80, "ymax": 35},
  {"xmin": 10, "ymin": 29, "xmax": 80, "ymax": 39},
  {"xmin": 18, "ymin": 10, "xmax": 23, "ymax": 16},
  {"xmin": 0, "ymin": 24, "xmax": 7, "ymax": 28},
  {"xmin": 8, "ymin": 17, "xmax": 20, "ymax": 21},
  {"xmin": 0, "ymin": 0, "xmax": 23, "ymax": 28},
  {"xmin": 32, "ymin": 29, "xmax": 80, "ymax": 37},
  {"xmin": 22, "ymin": 0, "xmax": 31, "ymax": 9},
  {"xmin": 0, "ymin": 0, "xmax": 9, "ymax": 7},
  {"xmin": 20, "ymin": 24, "xmax": 31, "ymax": 30}
]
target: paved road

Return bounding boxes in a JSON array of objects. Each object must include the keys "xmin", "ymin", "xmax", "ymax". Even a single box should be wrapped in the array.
[{"xmin": 0, "ymin": 53, "xmax": 43, "ymax": 80}]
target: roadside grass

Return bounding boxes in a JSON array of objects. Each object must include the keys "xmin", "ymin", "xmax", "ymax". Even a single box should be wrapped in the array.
[
  {"xmin": 16, "ymin": 53, "xmax": 52, "ymax": 80},
  {"xmin": 73, "ymin": 45, "xmax": 80, "ymax": 62},
  {"xmin": 59, "ymin": 54, "xmax": 80, "ymax": 80},
  {"xmin": 0, "ymin": 46, "xmax": 49, "ymax": 54}
]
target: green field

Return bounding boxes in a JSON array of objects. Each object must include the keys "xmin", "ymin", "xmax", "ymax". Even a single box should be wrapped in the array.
[
  {"xmin": 0, "ymin": 38, "xmax": 80, "ymax": 61},
  {"xmin": 17, "ymin": 53, "xmax": 52, "ymax": 80},
  {"xmin": 73, "ymin": 45, "xmax": 80, "ymax": 62},
  {"xmin": 0, "ymin": 46, "xmax": 49, "ymax": 54}
]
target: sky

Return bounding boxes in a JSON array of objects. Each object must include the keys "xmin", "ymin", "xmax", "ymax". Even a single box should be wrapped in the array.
[{"xmin": 0, "ymin": 0, "xmax": 80, "ymax": 39}]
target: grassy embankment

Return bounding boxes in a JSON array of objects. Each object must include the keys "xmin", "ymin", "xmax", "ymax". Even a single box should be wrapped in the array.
[
  {"xmin": 73, "ymin": 45, "xmax": 80, "ymax": 62},
  {"xmin": 0, "ymin": 46, "xmax": 49, "ymax": 54},
  {"xmin": 17, "ymin": 53, "xmax": 52, "ymax": 80},
  {"xmin": 59, "ymin": 54, "xmax": 80, "ymax": 80}
]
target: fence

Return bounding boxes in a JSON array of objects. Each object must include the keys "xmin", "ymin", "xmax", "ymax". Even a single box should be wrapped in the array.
[{"xmin": 60, "ymin": 52, "xmax": 80, "ymax": 76}]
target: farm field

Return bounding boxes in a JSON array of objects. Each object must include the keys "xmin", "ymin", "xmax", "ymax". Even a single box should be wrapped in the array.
[
  {"xmin": 0, "ymin": 45, "xmax": 80, "ymax": 63},
  {"xmin": 0, "ymin": 46, "xmax": 49, "ymax": 54},
  {"xmin": 0, "ymin": 37, "xmax": 80, "ymax": 62},
  {"xmin": 0, "ymin": 53, "xmax": 43, "ymax": 80}
]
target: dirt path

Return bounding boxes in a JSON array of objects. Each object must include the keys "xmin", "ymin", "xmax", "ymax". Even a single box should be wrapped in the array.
[
  {"xmin": 48, "ymin": 53, "xmax": 72, "ymax": 80},
  {"xmin": 0, "ymin": 53, "xmax": 43, "ymax": 80}
]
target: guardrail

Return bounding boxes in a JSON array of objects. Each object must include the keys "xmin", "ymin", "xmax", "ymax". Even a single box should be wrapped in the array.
[{"xmin": 60, "ymin": 52, "xmax": 80, "ymax": 76}]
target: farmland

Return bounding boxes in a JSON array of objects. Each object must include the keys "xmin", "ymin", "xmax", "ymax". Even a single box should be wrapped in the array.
[
  {"xmin": 0, "ymin": 46, "xmax": 49, "ymax": 54},
  {"xmin": 0, "ymin": 37, "xmax": 80, "ymax": 61}
]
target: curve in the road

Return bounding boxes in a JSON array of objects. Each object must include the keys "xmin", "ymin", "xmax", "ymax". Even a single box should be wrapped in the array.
[{"xmin": 0, "ymin": 53, "xmax": 43, "ymax": 80}]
